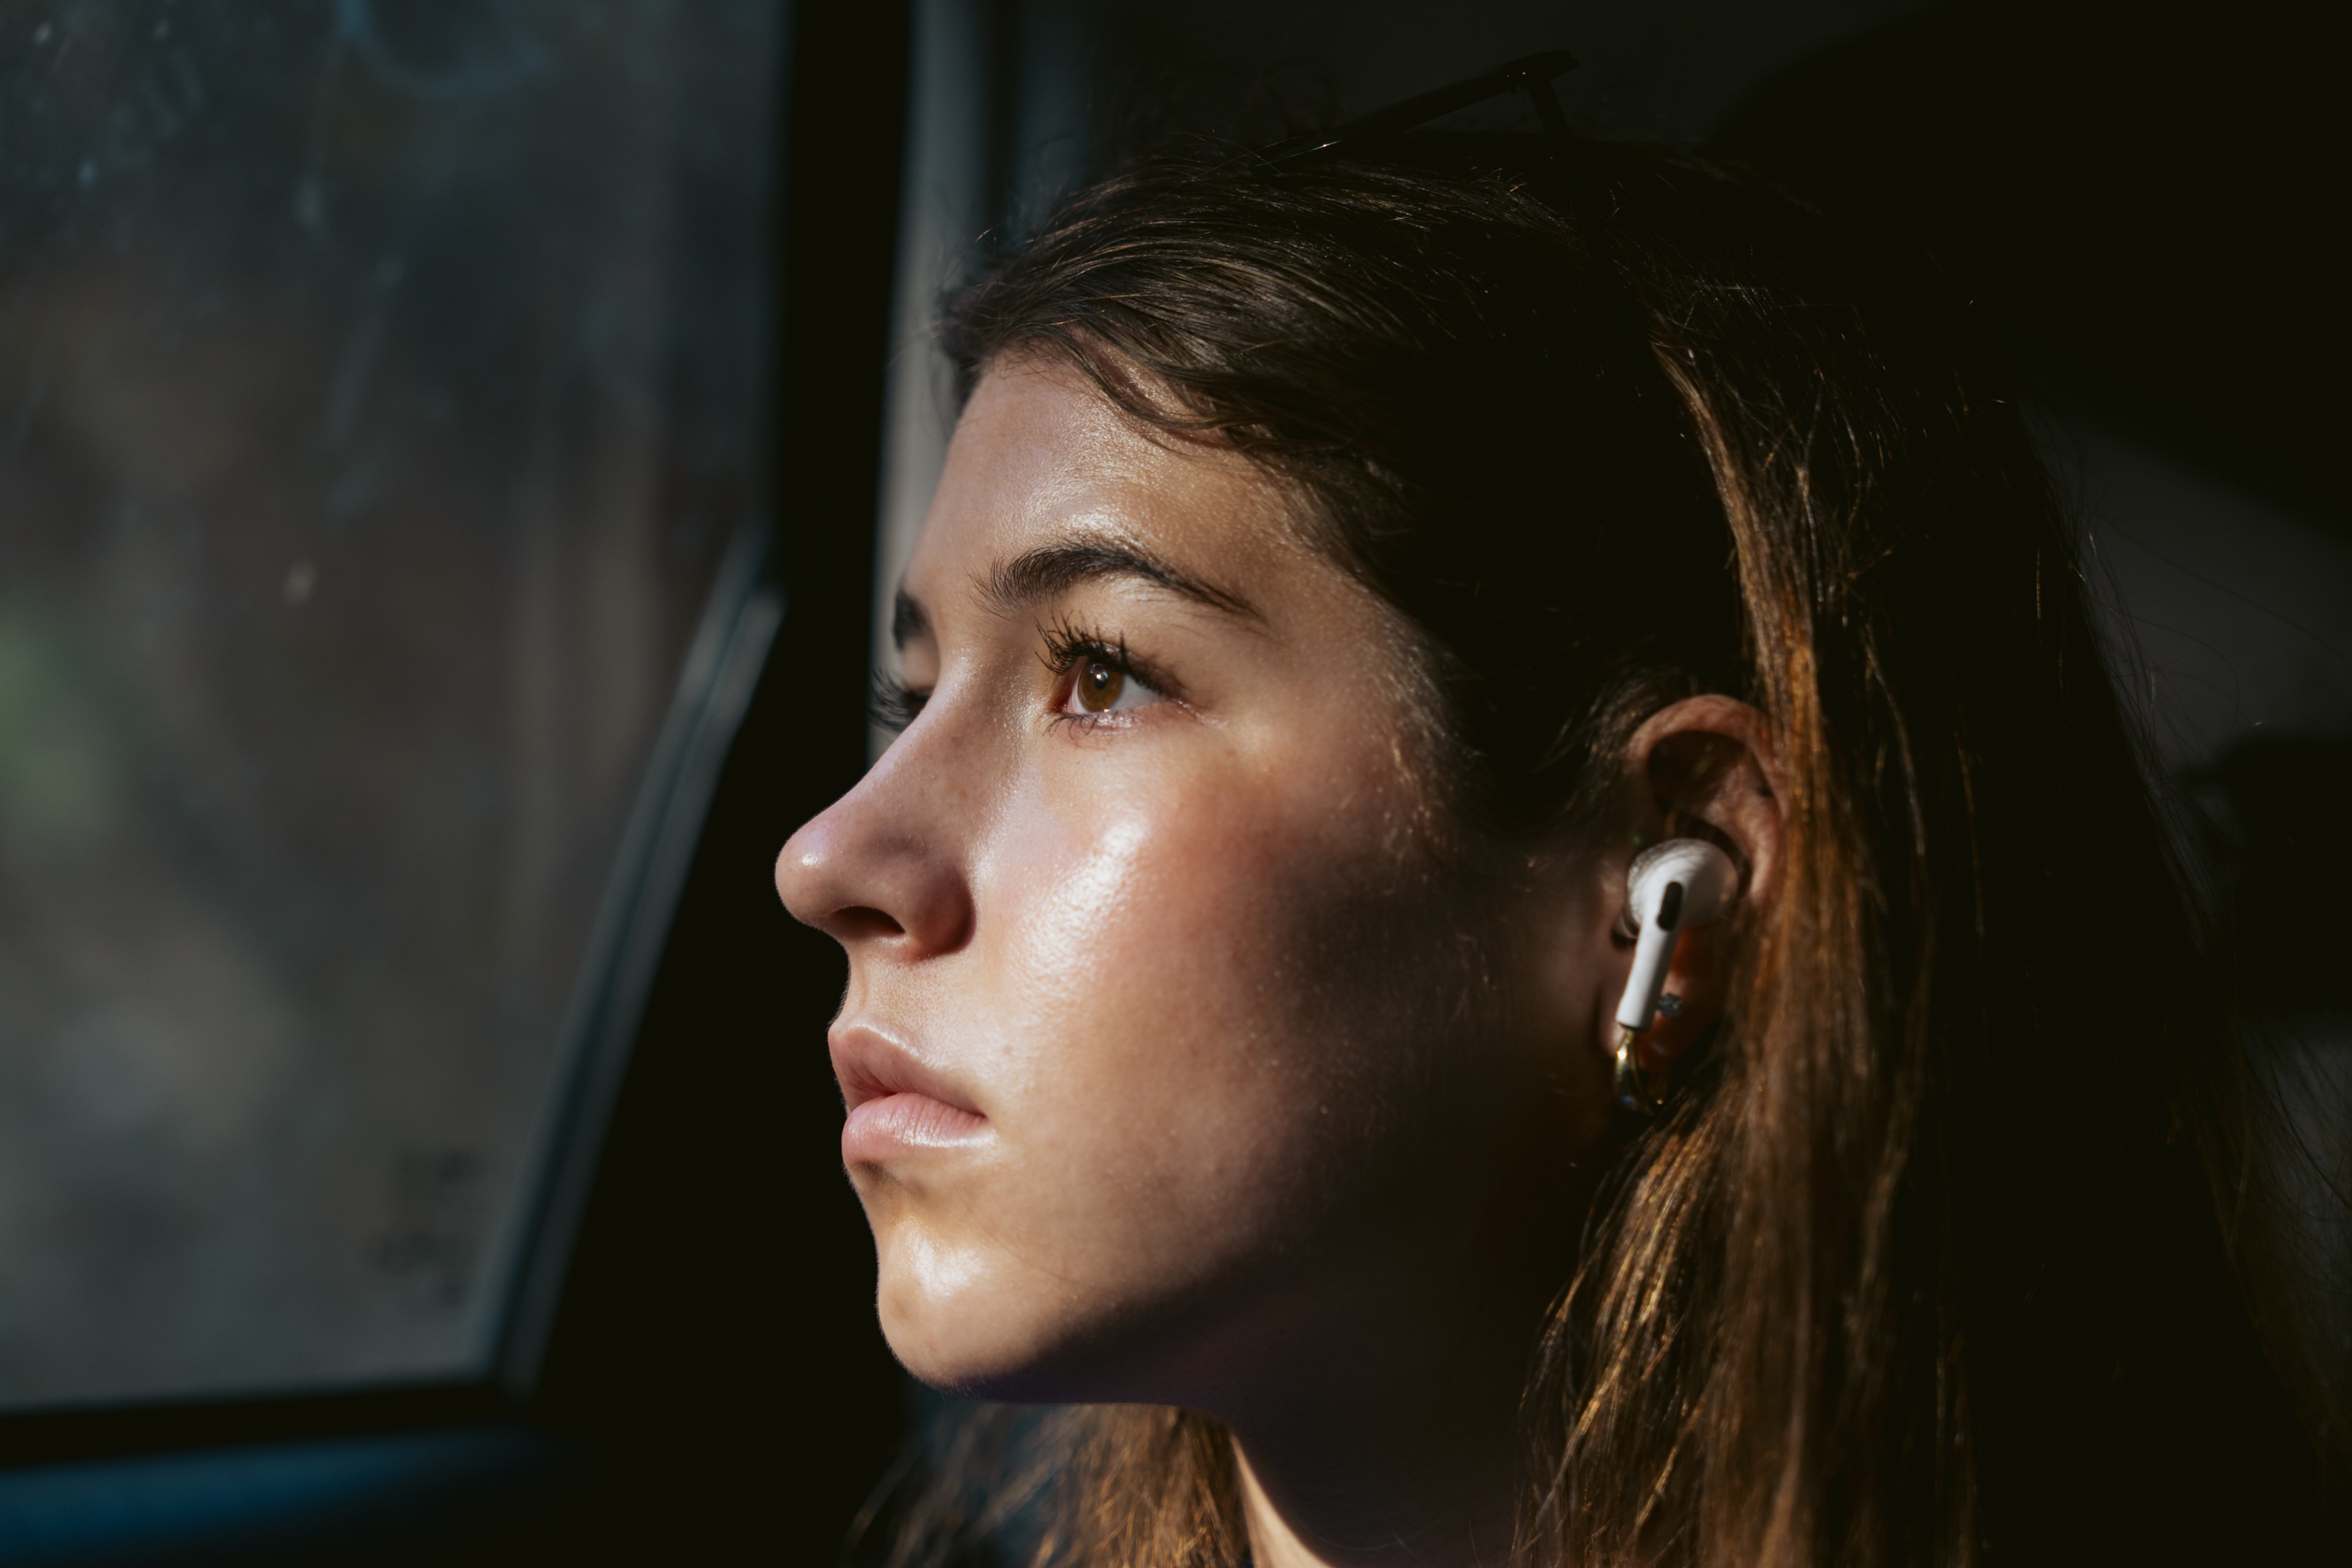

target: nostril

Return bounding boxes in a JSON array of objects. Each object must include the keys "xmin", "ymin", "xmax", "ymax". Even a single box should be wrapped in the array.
[{"xmin": 832, "ymin": 906, "xmax": 905, "ymax": 941}]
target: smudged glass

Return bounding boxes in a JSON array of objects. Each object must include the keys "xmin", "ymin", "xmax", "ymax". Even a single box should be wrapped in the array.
[{"xmin": 0, "ymin": 0, "xmax": 779, "ymax": 1404}]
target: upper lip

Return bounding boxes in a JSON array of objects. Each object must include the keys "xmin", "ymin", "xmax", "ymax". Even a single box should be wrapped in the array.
[{"xmin": 828, "ymin": 1024, "xmax": 985, "ymax": 1118}]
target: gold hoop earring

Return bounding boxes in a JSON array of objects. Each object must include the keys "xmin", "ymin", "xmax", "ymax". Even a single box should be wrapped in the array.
[{"xmin": 1613, "ymin": 1025, "xmax": 1665, "ymax": 1116}]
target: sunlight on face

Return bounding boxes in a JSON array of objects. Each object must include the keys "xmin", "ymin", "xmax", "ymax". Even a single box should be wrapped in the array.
[{"xmin": 776, "ymin": 359, "xmax": 1609, "ymax": 1403}]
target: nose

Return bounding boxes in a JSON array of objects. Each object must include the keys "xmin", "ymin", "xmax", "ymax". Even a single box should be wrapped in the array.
[{"xmin": 774, "ymin": 745, "xmax": 975, "ymax": 959}]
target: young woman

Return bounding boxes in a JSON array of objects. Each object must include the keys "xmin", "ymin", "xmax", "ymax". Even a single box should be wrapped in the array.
[{"xmin": 774, "ymin": 97, "xmax": 2342, "ymax": 1567}]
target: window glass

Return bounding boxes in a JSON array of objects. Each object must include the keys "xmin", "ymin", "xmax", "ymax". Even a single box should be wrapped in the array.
[{"xmin": 0, "ymin": 0, "xmax": 781, "ymax": 1405}]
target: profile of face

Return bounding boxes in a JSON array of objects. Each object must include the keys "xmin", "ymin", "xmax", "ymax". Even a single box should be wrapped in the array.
[{"xmin": 776, "ymin": 360, "xmax": 1745, "ymax": 1413}]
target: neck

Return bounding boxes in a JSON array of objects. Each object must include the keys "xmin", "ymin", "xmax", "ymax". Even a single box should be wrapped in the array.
[
  {"xmin": 1192, "ymin": 1147, "xmax": 1592, "ymax": 1566},
  {"xmin": 1224, "ymin": 1343, "xmax": 1530, "ymax": 1568}
]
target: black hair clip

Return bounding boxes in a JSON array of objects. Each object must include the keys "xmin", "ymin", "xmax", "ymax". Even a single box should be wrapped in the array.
[{"xmin": 1255, "ymin": 50, "xmax": 1578, "ymax": 169}]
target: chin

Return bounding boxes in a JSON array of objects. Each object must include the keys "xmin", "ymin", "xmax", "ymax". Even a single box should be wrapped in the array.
[
  {"xmin": 877, "ymin": 1284, "xmax": 1087, "ymax": 1401},
  {"xmin": 872, "ymin": 1228, "xmax": 1061, "ymax": 1396},
  {"xmin": 871, "ymin": 1229, "xmax": 1213, "ymax": 1405}
]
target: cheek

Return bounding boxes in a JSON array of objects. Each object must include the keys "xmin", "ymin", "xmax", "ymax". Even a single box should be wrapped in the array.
[
  {"xmin": 877, "ymin": 744, "xmax": 1470, "ymax": 1391},
  {"xmin": 982, "ymin": 774, "xmax": 1367, "ymax": 1207}
]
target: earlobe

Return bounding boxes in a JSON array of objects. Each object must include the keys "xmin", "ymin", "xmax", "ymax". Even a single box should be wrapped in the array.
[{"xmin": 1619, "ymin": 921, "xmax": 1731, "ymax": 1107}]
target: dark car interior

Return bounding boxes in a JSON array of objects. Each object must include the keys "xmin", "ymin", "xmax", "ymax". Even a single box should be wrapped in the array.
[{"xmin": 0, "ymin": 1, "xmax": 2340, "ymax": 1562}]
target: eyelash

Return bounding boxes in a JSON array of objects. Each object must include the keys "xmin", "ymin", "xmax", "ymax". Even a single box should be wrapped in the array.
[
  {"xmin": 867, "ymin": 619, "xmax": 1171, "ymax": 738},
  {"xmin": 868, "ymin": 668, "xmax": 927, "ymax": 734}
]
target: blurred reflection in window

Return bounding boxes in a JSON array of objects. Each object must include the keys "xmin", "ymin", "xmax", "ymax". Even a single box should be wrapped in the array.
[{"xmin": 0, "ymin": 0, "xmax": 781, "ymax": 1404}]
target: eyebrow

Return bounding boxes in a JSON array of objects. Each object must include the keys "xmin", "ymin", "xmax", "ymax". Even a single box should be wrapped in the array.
[{"xmin": 892, "ymin": 538, "xmax": 1261, "ymax": 651}]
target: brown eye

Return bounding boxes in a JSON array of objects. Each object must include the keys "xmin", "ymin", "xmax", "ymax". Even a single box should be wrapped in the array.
[{"xmin": 1076, "ymin": 658, "xmax": 1124, "ymax": 713}]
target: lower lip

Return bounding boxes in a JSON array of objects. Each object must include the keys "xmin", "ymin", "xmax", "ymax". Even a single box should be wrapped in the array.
[{"xmin": 841, "ymin": 1092, "xmax": 990, "ymax": 1164}]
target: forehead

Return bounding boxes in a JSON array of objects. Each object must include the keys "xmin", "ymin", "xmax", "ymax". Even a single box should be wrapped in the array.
[{"xmin": 905, "ymin": 359, "xmax": 1309, "ymax": 609}]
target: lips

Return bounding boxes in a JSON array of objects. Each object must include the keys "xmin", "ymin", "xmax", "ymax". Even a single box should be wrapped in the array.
[{"xmin": 830, "ymin": 1024, "xmax": 990, "ymax": 1163}]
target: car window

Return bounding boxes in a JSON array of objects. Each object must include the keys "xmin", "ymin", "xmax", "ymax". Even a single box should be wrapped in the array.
[{"xmin": 0, "ymin": 0, "xmax": 782, "ymax": 1407}]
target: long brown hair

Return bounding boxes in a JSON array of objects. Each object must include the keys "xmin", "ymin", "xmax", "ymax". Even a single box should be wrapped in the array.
[{"xmin": 855, "ymin": 136, "xmax": 2342, "ymax": 1567}]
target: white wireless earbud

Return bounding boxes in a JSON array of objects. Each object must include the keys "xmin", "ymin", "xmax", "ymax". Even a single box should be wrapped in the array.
[{"xmin": 1612, "ymin": 837, "xmax": 1739, "ymax": 1112}]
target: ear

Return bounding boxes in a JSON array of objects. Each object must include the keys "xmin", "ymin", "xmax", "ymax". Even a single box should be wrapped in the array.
[{"xmin": 1605, "ymin": 696, "xmax": 1783, "ymax": 1084}]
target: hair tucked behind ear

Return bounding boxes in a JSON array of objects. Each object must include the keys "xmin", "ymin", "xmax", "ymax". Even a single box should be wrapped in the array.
[{"xmin": 855, "ymin": 138, "xmax": 2343, "ymax": 1567}]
